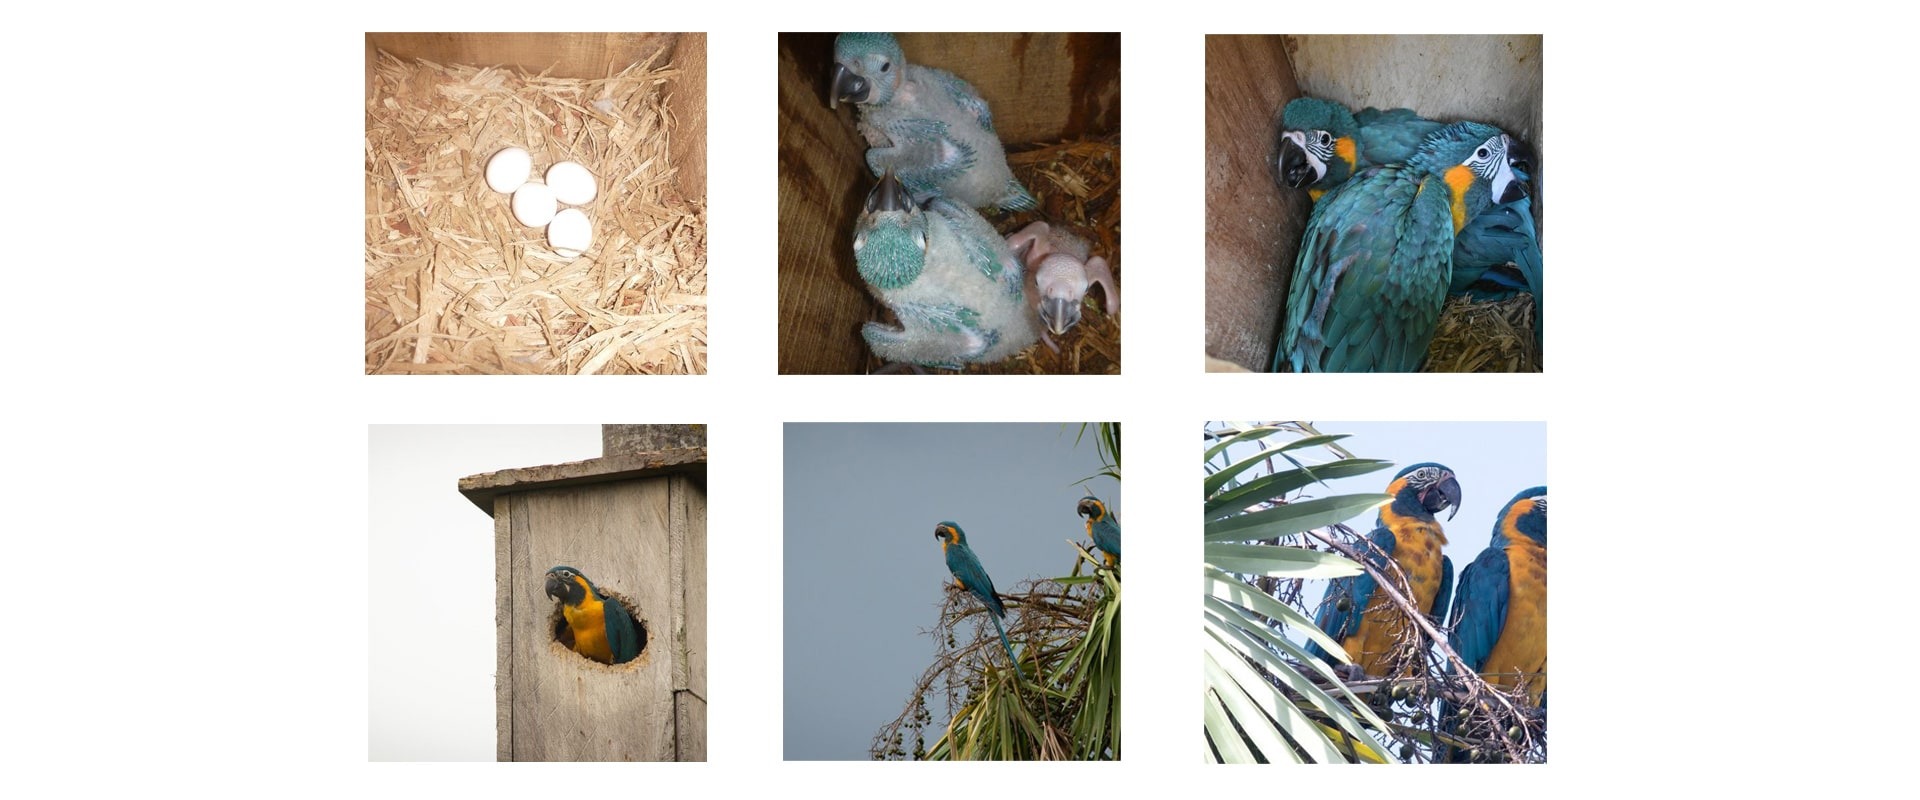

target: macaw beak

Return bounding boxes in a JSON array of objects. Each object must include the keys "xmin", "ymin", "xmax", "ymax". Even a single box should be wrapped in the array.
[
  {"xmin": 830, "ymin": 63, "xmax": 869, "ymax": 110},
  {"xmin": 1434, "ymin": 474, "xmax": 1463, "ymax": 521},
  {"xmin": 1495, "ymin": 138, "xmax": 1535, "ymax": 204},
  {"xmin": 866, "ymin": 171, "xmax": 910, "ymax": 214},
  {"xmin": 1041, "ymin": 296, "xmax": 1081, "ymax": 336},
  {"xmin": 544, "ymin": 573, "xmax": 567, "ymax": 602},
  {"xmin": 1277, "ymin": 136, "xmax": 1314, "ymax": 189}
]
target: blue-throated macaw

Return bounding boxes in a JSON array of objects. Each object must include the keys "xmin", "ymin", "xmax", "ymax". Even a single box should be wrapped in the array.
[
  {"xmin": 933, "ymin": 521, "xmax": 1025, "ymax": 680},
  {"xmin": 1275, "ymin": 122, "xmax": 1530, "ymax": 372},
  {"xmin": 544, "ymin": 565, "xmax": 643, "ymax": 665},
  {"xmin": 832, "ymin": 32, "xmax": 1036, "ymax": 212},
  {"xmin": 853, "ymin": 171, "xmax": 1038, "ymax": 368},
  {"xmin": 1275, "ymin": 98, "xmax": 1444, "ymax": 201},
  {"xmin": 1305, "ymin": 463, "xmax": 1461, "ymax": 677},
  {"xmin": 1278, "ymin": 98, "xmax": 1543, "ymax": 339},
  {"xmin": 1448, "ymin": 486, "xmax": 1547, "ymax": 705},
  {"xmin": 1077, "ymin": 495, "xmax": 1120, "ymax": 567}
]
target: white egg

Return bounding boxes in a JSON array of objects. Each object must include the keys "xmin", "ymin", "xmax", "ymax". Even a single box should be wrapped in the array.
[
  {"xmin": 547, "ymin": 209, "xmax": 593, "ymax": 259},
  {"xmin": 546, "ymin": 161, "xmax": 598, "ymax": 206},
  {"xmin": 485, "ymin": 147, "xmax": 532, "ymax": 194},
  {"xmin": 512, "ymin": 181, "xmax": 558, "ymax": 227}
]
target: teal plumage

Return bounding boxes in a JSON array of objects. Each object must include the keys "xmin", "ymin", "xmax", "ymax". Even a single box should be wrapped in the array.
[
  {"xmin": 1275, "ymin": 121, "xmax": 1529, "ymax": 372},
  {"xmin": 832, "ymin": 33, "xmax": 1035, "ymax": 211},
  {"xmin": 1077, "ymin": 495, "xmax": 1120, "ymax": 566},
  {"xmin": 853, "ymin": 172, "xmax": 1038, "ymax": 368},
  {"xmin": 933, "ymin": 521, "xmax": 1024, "ymax": 680}
]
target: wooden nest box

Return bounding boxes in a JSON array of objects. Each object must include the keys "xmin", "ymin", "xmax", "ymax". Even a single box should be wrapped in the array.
[
  {"xmin": 777, "ymin": 33, "xmax": 1122, "ymax": 374},
  {"xmin": 1205, "ymin": 34, "xmax": 1543, "ymax": 372},
  {"xmin": 459, "ymin": 424, "xmax": 707, "ymax": 761}
]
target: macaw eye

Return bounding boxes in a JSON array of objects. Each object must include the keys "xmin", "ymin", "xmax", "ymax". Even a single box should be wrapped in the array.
[
  {"xmin": 1319, "ymin": 132, "xmax": 1331, "ymax": 145},
  {"xmin": 880, "ymin": 61, "xmax": 890, "ymax": 73},
  {"xmin": 1476, "ymin": 147, "xmax": 1489, "ymax": 159}
]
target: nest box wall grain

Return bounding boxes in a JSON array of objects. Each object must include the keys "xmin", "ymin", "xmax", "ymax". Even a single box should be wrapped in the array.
[
  {"xmin": 462, "ymin": 450, "xmax": 707, "ymax": 761},
  {"xmin": 1204, "ymin": 34, "xmax": 1542, "ymax": 372},
  {"xmin": 777, "ymin": 33, "xmax": 1120, "ymax": 374}
]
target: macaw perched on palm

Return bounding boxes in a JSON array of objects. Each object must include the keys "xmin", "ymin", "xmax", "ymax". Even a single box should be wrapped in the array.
[
  {"xmin": 1305, "ymin": 463, "xmax": 1461, "ymax": 677},
  {"xmin": 1448, "ymin": 486, "xmax": 1547, "ymax": 705},
  {"xmin": 1275, "ymin": 121, "xmax": 1531, "ymax": 372},
  {"xmin": 1077, "ymin": 495, "xmax": 1120, "ymax": 567},
  {"xmin": 544, "ymin": 565, "xmax": 643, "ymax": 665},
  {"xmin": 832, "ymin": 32, "xmax": 1036, "ymax": 212},
  {"xmin": 933, "ymin": 521, "xmax": 1025, "ymax": 680},
  {"xmin": 853, "ymin": 172, "xmax": 1038, "ymax": 368}
]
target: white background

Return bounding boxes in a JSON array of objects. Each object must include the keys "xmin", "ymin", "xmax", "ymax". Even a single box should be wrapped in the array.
[{"xmin": 2, "ymin": 1, "xmax": 1904, "ymax": 793}]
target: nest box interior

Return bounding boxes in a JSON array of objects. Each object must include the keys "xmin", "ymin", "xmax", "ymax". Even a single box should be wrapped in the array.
[
  {"xmin": 776, "ymin": 33, "xmax": 1122, "ymax": 374},
  {"xmin": 364, "ymin": 33, "xmax": 709, "ymax": 374},
  {"xmin": 1204, "ymin": 34, "xmax": 1543, "ymax": 372}
]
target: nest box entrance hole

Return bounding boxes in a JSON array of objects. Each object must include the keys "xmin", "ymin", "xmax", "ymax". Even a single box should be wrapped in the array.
[{"xmin": 547, "ymin": 589, "xmax": 650, "ymax": 667}]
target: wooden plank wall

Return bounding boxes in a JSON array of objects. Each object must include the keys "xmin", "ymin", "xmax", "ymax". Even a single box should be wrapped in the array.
[
  {"xmin": 776, "ymin": 33, "xmax": 1120, "ymax": 374},
  {"xmin": 500, "ymin": 479, "xmax": 688, "ymax": 761},
  {"xmin": 365, "ymin": 32, "xmax": 706, "ymax": 202}
]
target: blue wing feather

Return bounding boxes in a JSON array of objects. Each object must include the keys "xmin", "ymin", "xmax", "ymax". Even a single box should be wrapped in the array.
[
  {"xmin": 1447, "ymin": 546, "xmax": 1511, "ymax": 671},
  {"xmin": 1306, "ymin": 523, "xmax": 1396, "ymax": 662}
]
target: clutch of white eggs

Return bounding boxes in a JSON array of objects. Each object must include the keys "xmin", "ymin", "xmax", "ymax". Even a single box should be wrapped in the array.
[{"xmin": 484, "ymin": 147, "xmax": 599, "ymax": 259}]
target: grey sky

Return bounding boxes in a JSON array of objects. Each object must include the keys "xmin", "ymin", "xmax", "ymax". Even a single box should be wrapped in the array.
[
  {"xmin": 783, "ymin": 422, "xmax": 1119, "ymax": 760},
  {"xmin": 368, "ymin": 425, "xmax": 603, "ymax": 761}
]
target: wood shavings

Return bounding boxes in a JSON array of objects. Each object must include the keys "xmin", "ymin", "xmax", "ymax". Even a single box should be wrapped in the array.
[
  {"xmin": 1422, "ymin": 293, "xmax": 1541, "ymax": 373},
  {"xmin": 365, "ymin": 50, "xmax": 706, "ymax": 374}
]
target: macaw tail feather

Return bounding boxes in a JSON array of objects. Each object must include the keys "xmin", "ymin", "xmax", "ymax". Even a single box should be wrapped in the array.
[{"xmin": 989, "ymin": 611, "xmax": 1027, "ymax": 681}]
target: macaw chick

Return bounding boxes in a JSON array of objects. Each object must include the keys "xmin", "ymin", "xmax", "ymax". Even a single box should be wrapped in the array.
[
  {"xmin": 1276, "ymin": 122, "xmax": 1531, "ymax": 373},
  {"xmin": 1306, "ymin": 463, "xmax": 1462, "ymax": 678},
  {"xmin": 832, "ymin": 32, "xmax": 1036, "ymax": 212},
  {"xmin": 933, "ymin": 521, "xmax": 1025, "ymax": 680},
  {"xmin": 1449, "ymin": 486, "xmax": 1548, "ymax": 705},
  {"xmin": 1005, "ymin": 221, "xmax": 1118, "ymax": 337},
  {"xmin": 853, "ymin": 172, "xmax": 1039, "ymax": 369},
  {"xmin": 1076, "ymin": 495, "xmax": 1120, "ymax": 567},
  {"xmin": 544, "ymin": 566, "xmax": 643, "ymax": 665}
]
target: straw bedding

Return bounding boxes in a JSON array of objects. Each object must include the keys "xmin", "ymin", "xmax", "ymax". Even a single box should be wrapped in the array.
[{"xmin": 365, "ymin": 51, "xmax": 706, "ymax": 374}]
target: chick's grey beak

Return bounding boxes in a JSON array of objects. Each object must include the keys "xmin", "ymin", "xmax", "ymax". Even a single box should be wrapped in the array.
[
  {"xmin": 1498, "ymin": 138, "xmax": 1536, "ymax": 204},
  {"xmin": 866, "ymin": 172, "xmax": 909, "ymax": 213},
  {"xmin": 1041, "ymin": 297, "xmax": 1080, "ymax": 336},
  {"xmin": 831, "ymin": 63, "xmax": 868, "ymax": 109}
]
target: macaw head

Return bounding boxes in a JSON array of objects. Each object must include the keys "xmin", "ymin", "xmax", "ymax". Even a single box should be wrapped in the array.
[
  {"xmin": 544, "ymin": 565, "xmax": 598, "ymax": 608},
  {"xmin": 1276, "ymin": 97, "xmax": 1358, "ymax": 189},
  {"xmin": 832, "ymin": 32, "xmax": 906, "ymax": 109},
  {"xmin": 853, "ymin": 171, "xmax": 928, "ymax": 290},
  {"xmin": 1076, "ymin": 495, "xmax": 1109, "ymax": 523},
  {"xmin": 1389, "ymin": 462, "xmax": 1462, "ymax": 521},
  {"xmin": 934, "ymin": 521, "xmax": 967, "ymax": 548},
  {"xmin": 1413, "ymin": 121, "xmax": 1532, "ymax": 230},
  {"xmin": 1496, "ymin": 486, "xmax": 1547, "ymax": 547}
]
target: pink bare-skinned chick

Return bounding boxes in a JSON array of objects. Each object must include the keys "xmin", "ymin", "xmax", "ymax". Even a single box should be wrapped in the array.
[{"xmin": 1004, "ymin": 221, "xmax": 1118, "ymax": 337}]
